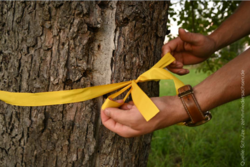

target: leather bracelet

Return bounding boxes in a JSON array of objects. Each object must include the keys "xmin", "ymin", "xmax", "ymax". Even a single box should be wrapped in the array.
[{"xmin": 178, "ymin": 85, "xmax": 212, "ymax": 126}]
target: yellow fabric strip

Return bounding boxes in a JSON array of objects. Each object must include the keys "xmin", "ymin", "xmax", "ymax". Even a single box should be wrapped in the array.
[
  {"xmin": 0, "ymin": 53, "xmax": 184, "ymax": 121},
  {"xmin": 0, "ymin": 81, "xmax": 130, "ymax": 106},
  {"xmin": 131, "ymin": 80, "xmax": 159, "ymax": 121}
]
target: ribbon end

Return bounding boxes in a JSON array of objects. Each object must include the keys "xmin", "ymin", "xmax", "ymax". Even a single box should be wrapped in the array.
[
  {"xmin": 131, "ymin": 81, "xmax": 160, "ymax": 122},
  {"xmin": 143, "ymin": 109, "xmax": 160, "ymax": 122},
  {"xmin": 101, "ymin": 98, "xmax": 124, "ymax": 110}
]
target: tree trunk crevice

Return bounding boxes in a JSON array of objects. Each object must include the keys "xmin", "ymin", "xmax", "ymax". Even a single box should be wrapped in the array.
[{"xmin": 0, "ymin": 1, "xmax": 170, "ymax": 167}]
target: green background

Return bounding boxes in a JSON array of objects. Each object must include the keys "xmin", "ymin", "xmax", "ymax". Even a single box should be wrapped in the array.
[{"xmin": 148, "ymin": 68, "xmax": 250, "ymax": 167}]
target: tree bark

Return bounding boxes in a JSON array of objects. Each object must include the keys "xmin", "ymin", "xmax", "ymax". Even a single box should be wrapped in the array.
[{"xmin": 0, "ymin": 1, "xmax": 169, "ymax": 167}]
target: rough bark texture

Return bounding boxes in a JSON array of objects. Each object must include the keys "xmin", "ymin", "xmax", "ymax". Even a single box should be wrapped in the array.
[{"xmin": 0, "ymin": 1, "xmax": 169, "ymax": 167}]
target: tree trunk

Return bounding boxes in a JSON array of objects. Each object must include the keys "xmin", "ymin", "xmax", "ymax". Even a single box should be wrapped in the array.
[{"xmin": 0, "ymin": 1, "xmax": 169, "ymax": 167}]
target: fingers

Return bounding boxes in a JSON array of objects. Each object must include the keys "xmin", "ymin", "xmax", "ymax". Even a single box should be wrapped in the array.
[
  {"xmin": 161, "ymin": 28, "xmax": 198, "ymax": 57},
  {"xmin": 166, "ymin": 57, "xmax": 189, "ymax": 75},
  {"xmin": 168, "ymin": 61, "xmax": 184, "ymax": 69},
  {"xmin": 161, "ymin": 37, "xmax": 182, "ymax": 57},
  {"xmin": 179, "ymin": 28, "xmax": 202, "ymax": 45},
  {"xmin": 167, "ymin": 67, "xmax": 189, "ymax": 75},
  {"xmin": 115, "ymin": 99, "xmax": 124, "ymax": 103},
  {"xmin": 120, "ymin": 101, "xmax": 135, "ymax": 110},
  {"xmin": 120, "ymin": 103, "xmax": 133, "ymax": 110},
  {"xmin": 161, "ymin": 28, "xmax": 207, "ymax": 76},
  {"xmin": 101, "ymin": 110, "xmax": 139, "ymax": 138},
  {"xmin": 103, "ymin": 107, "xmax": 133, "ymax": 126}
]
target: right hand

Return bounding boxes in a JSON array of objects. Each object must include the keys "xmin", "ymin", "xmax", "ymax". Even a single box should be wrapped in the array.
[
  {"xmin": 101, "ymin": 96, "xmax": 189, "ymax": 138},
  {"xmin": 162, "ymin": 28, "xmax": 217, "ymax": 75}
]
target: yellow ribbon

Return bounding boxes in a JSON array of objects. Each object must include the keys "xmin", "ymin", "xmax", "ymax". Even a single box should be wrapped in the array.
[{"xmin": 0, "ymin": 53, "xmax": 184, "ymax": 121}]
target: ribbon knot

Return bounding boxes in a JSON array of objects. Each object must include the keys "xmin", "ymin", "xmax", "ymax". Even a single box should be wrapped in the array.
[{"xmin": 0, "ymin": 53, "xmax": 184, "ymax": 121}]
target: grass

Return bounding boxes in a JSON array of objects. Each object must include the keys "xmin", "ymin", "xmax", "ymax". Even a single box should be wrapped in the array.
[{"xmin": 148, "ymin": 68, "xmax": 250, "ymax": 167}]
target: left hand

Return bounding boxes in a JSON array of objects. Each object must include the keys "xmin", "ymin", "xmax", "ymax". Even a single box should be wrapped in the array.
[{"xmin": 100, "ymin": 96, "xmax": 189, "ymax": 138}]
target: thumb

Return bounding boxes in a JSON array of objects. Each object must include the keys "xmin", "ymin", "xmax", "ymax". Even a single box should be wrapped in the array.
[
  {"xmin": 179, "ymin": 28, "xmax": 201, "ymax": 44},
  {"xmin": 104, "ymin": 108, "xmax": 131, "ymax": 126}
]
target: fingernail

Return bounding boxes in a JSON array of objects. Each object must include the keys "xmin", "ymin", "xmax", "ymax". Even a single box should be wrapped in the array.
[
  {"xmin": 104, "ymin": 109, "xmax": 110, "ymax": 116},
  {"xmin": 176, "ymin": 61, "xmax": 182, "ymax": 65},
  {"xmin": 176, "ymin": 62, "xmax": 181, "ymax": 67},
  {"xmin": 179, "ymin": 28, "xmax": 187, "ymax": 33},
  {"xmin": 186, "ymin": 69, "xmax": 189, "ymax": 73},
  {"xmin": 177, "ymin": 69, "xmax": 185, "ymax": 74},
  {"xmin": 116, "ymin": 99, "xmax": 124, "ymax": 103},
  {"xmin": 126, "ymin": 104, "xmax": 132, "ymax": 109}
]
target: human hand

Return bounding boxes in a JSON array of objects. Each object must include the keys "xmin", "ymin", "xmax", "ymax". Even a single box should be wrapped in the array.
[
  {"xmin": 100, "ymin": 96, "xmax": 189, "ymax": 138},
  {"xmin": 162, "ymin": 28, "xmax": 217, "ymax": 75}
]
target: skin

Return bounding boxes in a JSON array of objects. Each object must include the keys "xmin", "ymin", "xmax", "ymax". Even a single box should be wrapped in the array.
[{"xmin": 101, "ymin": 1, "xmax": 250, "ymax": 138}]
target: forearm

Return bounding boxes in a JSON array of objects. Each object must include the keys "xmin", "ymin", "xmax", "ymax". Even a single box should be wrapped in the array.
[
  {"xmin": 102, "ymin": 49, "xmax": 249, "ymax": 137},
  {"xmin": 160, "ymin": 48, "xmax": 250, "ymax": 128},
  {"xmin": 209, "ymin": 1, "xmax": 250, "ymax": 51},
  {"xmin": 194, "ymin": 48, "xmax": 250, "ymax": 112}
]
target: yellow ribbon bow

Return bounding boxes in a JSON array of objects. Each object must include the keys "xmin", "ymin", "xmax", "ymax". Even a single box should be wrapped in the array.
[{"xmin": 0, "ymin": 53, "xmax": 184, "ymax": 121}]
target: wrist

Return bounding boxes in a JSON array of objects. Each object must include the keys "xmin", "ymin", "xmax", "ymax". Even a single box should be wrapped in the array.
[
  {"xmin": 193, "ymin": 83, "xmax": 214, "ymax": 113},
  {"xmin": 209, "ymin": 31, "xmax": 221, "ymax": 52},
  {"xmin": 172, "ymin": 95, "xmax": 190, "ymax": 123},
  {"xmin": 157, "ymin": 96, "xmax": 189, "ymax": 129}
]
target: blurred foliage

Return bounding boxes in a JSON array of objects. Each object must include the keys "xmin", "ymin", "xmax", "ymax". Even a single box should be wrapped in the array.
[{"xmin": 167, "ymin": 0, "xmax": 250, "ymax": 74}]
